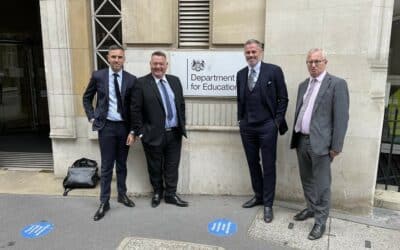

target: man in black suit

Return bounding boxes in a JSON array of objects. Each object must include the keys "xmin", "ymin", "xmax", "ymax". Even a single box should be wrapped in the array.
[
  {"xmin": 132, "ymin": 51, "xmax": 188, "ymax": 208},
  {"xmin": 237, "ymin": 39, "xmax": 289, "ymax": 223},
  {"xmin": 83, "ymin": 45, "xmax": 137, "ymax": 221}
]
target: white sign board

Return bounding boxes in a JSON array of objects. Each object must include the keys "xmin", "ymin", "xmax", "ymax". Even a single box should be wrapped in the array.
[{"xmin": 170, "ymin": 52, "xmax": 245, "ymax": 97}]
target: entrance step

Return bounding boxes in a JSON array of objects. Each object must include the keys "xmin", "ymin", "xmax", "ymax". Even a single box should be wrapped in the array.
[
  {"xmin": 375, "ymin": 186, "xmax": 400, "ymax": 211},
  {"xmin": 0, "ymin": 151, "xmax": 53, "ymax": 168}
]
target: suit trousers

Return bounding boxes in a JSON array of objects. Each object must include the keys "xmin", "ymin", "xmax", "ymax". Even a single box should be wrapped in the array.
[
  {"xmin": 296, "ymin": 134, "xmax": 331, "ymax": 225},
  {"xmin": 142, "ymin": 130, "xmax": 182, "ymax": 196},
  {"xmin": 98, "ymin": 120, "xmax": 129, "ymax": 203},
  {"xmin": 240, "ymin": 119, "xmax": 278, "ymax": 207}
]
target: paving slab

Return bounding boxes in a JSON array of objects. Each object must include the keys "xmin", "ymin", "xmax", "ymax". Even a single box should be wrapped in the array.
[
  {"xmin": 329, "ymin": 218, "xmax": 400, "ymax": 250},
  {"xmin": 117, "ymin": 237, "xmax": 225, "ymax": 250},
  {"xmin": 248, "ymin": 207, "xmax": 328, "ymax": 250}
]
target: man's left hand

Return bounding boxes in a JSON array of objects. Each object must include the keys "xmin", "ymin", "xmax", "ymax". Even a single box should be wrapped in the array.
[
  {"xmin": 126, "ymin": 134, "xmax": 136, "ymax": 146},
  {"xmin": 329, "ymin": 150, "xmax": 340, "ymax": 160}
]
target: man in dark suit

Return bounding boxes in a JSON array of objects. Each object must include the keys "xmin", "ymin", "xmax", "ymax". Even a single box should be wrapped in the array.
[
  {"xmin": 131, "ymin": 51, "xmax": 188, "ymax": 208},
  {"xmin": 237, "ymin": 39, "xmax": 289, "ymax": 223},
  {"xmin": 83, "ymin": 45, "xmax": 137, "ymax": 221},
  {"xmin": 290, "ymin": 48, "xmax": 349, "ymax": 240}
]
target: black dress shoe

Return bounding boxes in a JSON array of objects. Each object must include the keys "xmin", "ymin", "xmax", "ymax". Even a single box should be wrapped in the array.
[
  {"xmin": 165, "ymin": 194, "xmax": 189, "ymax": 207},
  {"xmin": 151, "ymin": 193, "xmax": 162, "ymax": 208},
  {"xmin": 308, "ymin": 224, "xmax": 326, "ymax": 240},
  {"xmin": 263, "ymin": 206, "xmax": 273, "ymax": 223},
  {"xmin": 117, "ymin": 194, "xmax": 135, "ymax": 207},
  {"xmin": 242, "ymin": 196, "xmax": 263, "ymax": 208},
  {"xmin": 293, "ymin": 208, "xmax": 314, "ymax": 221},
  {"xmin": 93, "ymin": 202, "xmax": 110, "ymax": 221}
]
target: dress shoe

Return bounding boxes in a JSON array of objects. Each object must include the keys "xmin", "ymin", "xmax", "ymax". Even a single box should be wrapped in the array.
[
  {"xmin": 151, "ymin": 193, "xmax": 162, "ymax": 208},
  {"xmin": 242, "ymin": 196, "xmax": 263, "ymax": 208},
  {"xmin": 93, "ymin": 202, "xmax": 110, "ymax": 221},
  {"xmin": 165, "ymin": 194, "xmax": 189, "ymax": 207},
  {"xmin": 308, "ymin": 224, "xmax": 326, "ymax": 240},
  {"xmin": 117, "ymin": 194, "xmax": 135, "ymax": 207},
  {"xmin": 263, "ymin": 206, "xmax": 273, "ymax": 223},
  {"xmin": 293, "ymin": 208, "xmax": 314, "ymax": 221}
]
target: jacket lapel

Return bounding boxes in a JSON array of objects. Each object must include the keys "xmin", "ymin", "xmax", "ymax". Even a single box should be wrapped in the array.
[
  {"xmin": 239, "ymin": 67, "xmax": 248, "ymax": 101},
  {"xmin": 166, "ymin": 75, "xmax": 179, "ymax": 107},
  {"xmin": 120, "ymin": 71, "xmax": 128, "ymax": 104},
  {"xmin": 103, "ymin": 69, "xmax": 109, "ymax": 103},
  {"xmin": 295, "ymin": 79, "xmax": 309, "ymax": 117},
  {"xmin": 148, "ymin": 74, "xmax": 165, "ymax": 111},
  {"xmin": 312, "ymin": 73, "xmax": 332, "ymax": 114}
]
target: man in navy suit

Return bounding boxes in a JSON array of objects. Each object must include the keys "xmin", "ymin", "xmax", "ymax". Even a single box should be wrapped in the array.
[
  {"xmin": 83, "ymin": 45, "xmax": 137, "ymax": 221},
  {"xmin": 237, "ymin": 39, "xmax": 289, "ymax": 223}
]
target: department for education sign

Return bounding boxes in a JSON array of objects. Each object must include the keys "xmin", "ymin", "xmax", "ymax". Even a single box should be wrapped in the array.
[{"xmin": 170, "ymin": 52, "xmax": 244, "ymax": 97}]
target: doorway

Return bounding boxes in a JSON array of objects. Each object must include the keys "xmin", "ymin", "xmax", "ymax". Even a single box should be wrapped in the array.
[{"xmin": 0, "ymin": 0, "xmax": 52, "ymax": 168}]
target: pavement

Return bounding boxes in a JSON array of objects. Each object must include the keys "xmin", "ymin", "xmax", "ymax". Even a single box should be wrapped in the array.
[{"xmin": 0, "ymin": 169, "xmax": 400, "ymax": 250}]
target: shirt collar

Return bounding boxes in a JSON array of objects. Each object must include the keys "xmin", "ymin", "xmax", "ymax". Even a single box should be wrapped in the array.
[
  {"xmin": 153, "ymin": 74, "xmax": 167, "ymax": 83},
  {"xmin": 312, "ymin": 70, "xmax": 327, "ymax": 83},
  {"xmin": 248, "ymin": 61, "xmax": 261, "ymax": 73},
  {"xmin": 109, "ymin": 68, "xmax": 122, "ymax": 77}
]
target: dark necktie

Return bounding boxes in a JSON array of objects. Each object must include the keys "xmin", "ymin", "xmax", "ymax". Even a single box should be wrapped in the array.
[
  {"xmin": 113, "ymin": 73, "xmax": 123, "ymax": 114},
  {"xmin": 159, "ymin": 79, "xmax": 173, "ymax": 121},
  {"xmin": 248, "ymin": 68, "xmax": 256, "ymax": 91}
]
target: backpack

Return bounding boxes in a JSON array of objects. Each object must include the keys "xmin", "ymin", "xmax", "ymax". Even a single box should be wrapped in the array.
[{"xmin": 63, "ymin": 158, "xmax": 100, "ymax": 196}]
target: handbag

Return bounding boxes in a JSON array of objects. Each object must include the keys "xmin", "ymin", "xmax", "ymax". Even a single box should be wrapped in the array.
[{"xmin": 63, "ymin": 158, "xmax": 100, "ymax": 196}]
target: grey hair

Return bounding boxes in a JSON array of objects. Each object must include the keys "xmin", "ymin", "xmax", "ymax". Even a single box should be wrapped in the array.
[
  {"xmin": 244, "ymin": 39, "xmax": 264, "ymax": 49},
  {"xmin": 307, "ymin": 48, "xmax": 327, "ymax": 59}
]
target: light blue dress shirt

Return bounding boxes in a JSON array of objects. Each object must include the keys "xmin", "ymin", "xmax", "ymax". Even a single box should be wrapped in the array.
[
  {"xmin": 154, "ymin": 76, "xmax": 178, "ymax": 128},
  {"xmin": 107, "ymin": 68, "xmax": 123, "ymax": 121}
]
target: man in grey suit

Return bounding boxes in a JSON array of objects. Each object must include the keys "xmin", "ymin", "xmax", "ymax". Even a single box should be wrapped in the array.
[{"xmin": 290, "ymin": 48, "xmax": 349, "ymax": 240}]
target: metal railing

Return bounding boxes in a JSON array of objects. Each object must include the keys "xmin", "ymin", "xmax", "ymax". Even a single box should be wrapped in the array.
[{"xmin": 378, "ymin": 107, "xmax": 400, "ymax": 191}]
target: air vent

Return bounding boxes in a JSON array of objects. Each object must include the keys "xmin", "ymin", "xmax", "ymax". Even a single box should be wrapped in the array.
[{"xmin": 179, "ymin": 0, "xmax": 210, "ymax": 48}]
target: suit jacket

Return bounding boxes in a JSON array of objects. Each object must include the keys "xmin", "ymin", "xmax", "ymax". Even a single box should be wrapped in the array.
[
  {"xmin": 237, "ymin": 61, "xmax": 289, "ymax": 134},
  {"xmin": 82, "ymin": 68, "xmax": 136, "ymax": 131},
  {"xmin": 131, "ymin": 73, "xmax": 187, "ymax": 146},
  {"xmin": 290, "ymin": 73, "xmax": 350, "ymax": 155}
]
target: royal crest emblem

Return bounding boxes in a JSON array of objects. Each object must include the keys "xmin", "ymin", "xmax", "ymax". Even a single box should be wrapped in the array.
[{"xmin": 191, "ymin": 59, "xmax": 205, "ymax": 72}]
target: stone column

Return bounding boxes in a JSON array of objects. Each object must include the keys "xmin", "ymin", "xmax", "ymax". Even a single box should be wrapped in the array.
[{"xmin": 40, "ymin": 0, "xmax": 76, "ymax": 139}]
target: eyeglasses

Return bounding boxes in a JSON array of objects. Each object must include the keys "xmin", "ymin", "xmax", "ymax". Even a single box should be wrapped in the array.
[{"xmin": 306, "ymin": 60, "xmax": 325, "ymax": 65}]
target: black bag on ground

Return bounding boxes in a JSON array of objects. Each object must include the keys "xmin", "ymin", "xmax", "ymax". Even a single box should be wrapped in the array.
[{"xmin": 63, "ymin": 158, "xmax": 100, "ymax": 196}]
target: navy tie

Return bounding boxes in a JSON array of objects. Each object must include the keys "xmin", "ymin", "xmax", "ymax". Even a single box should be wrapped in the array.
[
  {"xmin": 159, "ymin": 79, "xmax": 173, "ymax": 121},
  {"xmin": 113, "ymin": 73, "xmax": 123, "ymax": 114}
]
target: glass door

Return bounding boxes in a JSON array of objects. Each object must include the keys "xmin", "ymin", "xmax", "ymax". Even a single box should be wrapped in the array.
[{"xmin": 0, "ymin": 42, "xmax": 37, "ymax": 132}]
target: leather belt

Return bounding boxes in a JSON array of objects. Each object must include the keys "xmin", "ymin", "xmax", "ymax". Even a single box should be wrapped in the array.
[
  {"xmin": 165, "ymin": 127, "xmax": 179, "ymax": 132},
  {"xmin": 106, "ymin": 119, "xmax": 124, "ymax": 123},
  {"xmin": 299, "ymin": 133, "xmax": 310, "ymax": 138}
]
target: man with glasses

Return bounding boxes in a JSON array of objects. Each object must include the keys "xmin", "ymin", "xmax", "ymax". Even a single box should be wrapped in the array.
[{"xmin": 290, "ymin": 48, "xmax": 349, "ymax": 240}]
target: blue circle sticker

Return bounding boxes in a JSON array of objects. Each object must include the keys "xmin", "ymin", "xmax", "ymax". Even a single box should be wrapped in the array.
[
  {"xmin": 21, "ymin": 221, "xmax": 54, "ymax": 239},
  {"xmin": 208, "ymin": 218, "xmax": 237, "ymax": 237}
]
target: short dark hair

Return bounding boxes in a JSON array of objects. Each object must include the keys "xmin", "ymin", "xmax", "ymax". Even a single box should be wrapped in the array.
[
  {"xmin": 108, "ymin": 44, "xmax": 124, "ymax": 52},
  {"xmin": 151, "ymin": 51, "xmax": 167, "ymax": 58},
  {"xmin": 244, "ymin": 39, "xmax": 264, "ymax": 49}
]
